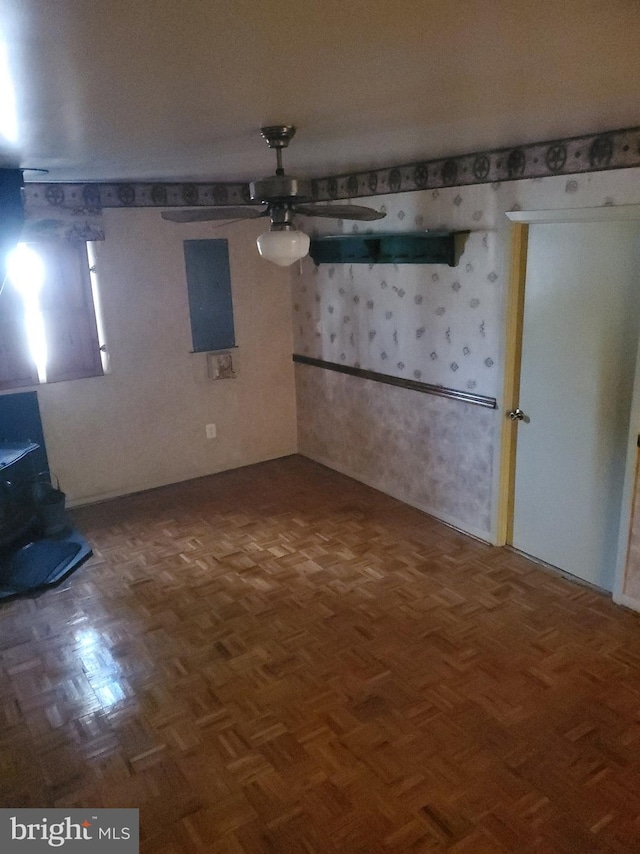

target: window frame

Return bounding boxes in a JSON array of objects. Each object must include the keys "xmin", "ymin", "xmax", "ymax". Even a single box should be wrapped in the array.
[{"xmin": 0, "ymin": 240, "xmax": 104, "ymax": 390}]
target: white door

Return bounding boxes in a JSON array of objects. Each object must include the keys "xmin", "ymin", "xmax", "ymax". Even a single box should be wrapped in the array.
[{"xmin": 511, "ymin": 221, "xmax": 640, "ymax": 590}]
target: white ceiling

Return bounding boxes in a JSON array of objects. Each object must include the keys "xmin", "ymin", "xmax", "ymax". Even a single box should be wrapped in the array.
[{"xmin": 1, "ymin": 0, "xmax": 639, "ymax": 184}]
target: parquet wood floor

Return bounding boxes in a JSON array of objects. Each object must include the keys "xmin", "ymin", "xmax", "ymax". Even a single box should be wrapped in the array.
[{"xmin": 2, "ymin": 456, "xmax": 640, "ymax": 852}]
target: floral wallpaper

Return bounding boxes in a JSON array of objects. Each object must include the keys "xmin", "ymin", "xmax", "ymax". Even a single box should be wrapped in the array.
[
  {"xmin": 294, "ymin": 166, "xmax": 640, "ymax": 541},
  {"xmin": 294, "ymin": 222, "xmax": 501, "ymax": 398},
  {"xmin": 293, "ymin": 168, "xmax": 640, "ymax": 400},
  {"xmin": 296, "ymin": 364, "xmax": 495, "ymax": 537}
]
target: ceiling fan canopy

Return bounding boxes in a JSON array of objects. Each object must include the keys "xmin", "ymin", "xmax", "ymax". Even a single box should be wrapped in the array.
[{"xmin": 161, "ymin": 125, "xmax": 386, "ymax": 265}]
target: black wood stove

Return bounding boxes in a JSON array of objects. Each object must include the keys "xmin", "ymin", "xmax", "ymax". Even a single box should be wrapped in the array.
[{"xmin": 0, "ymin": 441, "xmax": 92, "ymax": 598}]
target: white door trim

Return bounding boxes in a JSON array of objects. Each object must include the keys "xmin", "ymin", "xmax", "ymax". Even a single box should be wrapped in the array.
[{"xmin": 506, "ymin": 205, "xmax": 640, "ymax": 223}]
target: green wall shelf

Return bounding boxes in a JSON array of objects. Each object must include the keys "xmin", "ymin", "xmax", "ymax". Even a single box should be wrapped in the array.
[{"xmin": 308, "ymin": 231, "xmax": 458, "ymax": 266}]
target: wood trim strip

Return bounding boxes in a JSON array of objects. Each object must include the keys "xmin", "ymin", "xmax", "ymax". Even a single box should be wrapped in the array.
[
  {"xmin": 293, "ymin": 354, "xmax": 497, "ymax": 409},
  {"xmin": 496, "ymin": 223, "xmax": 529, "ymax": 546}
]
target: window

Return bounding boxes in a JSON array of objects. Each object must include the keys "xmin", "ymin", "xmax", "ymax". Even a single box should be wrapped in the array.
[
  {"xmin": 183, "ymin": 239, "xmax": 235, "ymax": 352},
  {"xmin": 0, "ymin": 240, "xmax": 104, "ymax": 389}
]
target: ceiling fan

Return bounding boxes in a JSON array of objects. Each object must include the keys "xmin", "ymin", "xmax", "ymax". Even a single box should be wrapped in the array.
[{"xmin": 161, "ymin": 125, "xmax": 386, "ymax": 266}]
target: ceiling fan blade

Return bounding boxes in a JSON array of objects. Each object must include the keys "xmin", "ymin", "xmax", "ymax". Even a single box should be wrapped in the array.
[
  {"xmin": 161, "ymin": 206, "xmax": 268, "ymax": 223},
  {"xmin": 293, "ymin": 203, "xmax": 386, "ymax": 221}
]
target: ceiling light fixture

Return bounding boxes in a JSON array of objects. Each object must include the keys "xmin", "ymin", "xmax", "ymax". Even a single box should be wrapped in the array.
[
  {"xmin": 256, "ymin": 225, "xmax": 310, "ymax": 267},
  {"xmin": 162, "ymin": 126, "xmax": 385, "ymax": 265},
  {"xmin": 256, "ymin": 205, "xmax": 310, "ymax": 267}
]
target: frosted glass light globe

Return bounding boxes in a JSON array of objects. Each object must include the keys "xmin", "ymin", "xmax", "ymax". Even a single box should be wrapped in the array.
[{"xmin": 256, "ymin": 227, "xmax": 310, "ymax": 266}]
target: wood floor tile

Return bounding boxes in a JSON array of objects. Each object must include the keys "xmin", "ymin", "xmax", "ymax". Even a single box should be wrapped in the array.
[{"xmin": 2, "ymin": 455, "xmax": 640, "ymax": 851}]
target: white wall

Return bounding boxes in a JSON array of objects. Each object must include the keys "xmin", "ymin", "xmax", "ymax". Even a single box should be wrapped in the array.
[{"xmin": 17, "ymin": 208, "xmax": 297, "ymax": 504}]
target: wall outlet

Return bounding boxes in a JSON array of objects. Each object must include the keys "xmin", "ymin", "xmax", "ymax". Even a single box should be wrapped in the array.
[{"xmin": 205, "ymin": 423, "xmax": 217, "ymax": 439}]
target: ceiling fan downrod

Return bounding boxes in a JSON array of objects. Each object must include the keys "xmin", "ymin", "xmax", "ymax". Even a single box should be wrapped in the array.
[{"xmin": 260, "ymin": 125, "xmax": 296, "ymax": 176}]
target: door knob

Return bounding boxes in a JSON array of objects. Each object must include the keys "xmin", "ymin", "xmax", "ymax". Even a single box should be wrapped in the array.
[{"xmin": 508, "ymin": 408, "xmax": 526, "ymax": 421}]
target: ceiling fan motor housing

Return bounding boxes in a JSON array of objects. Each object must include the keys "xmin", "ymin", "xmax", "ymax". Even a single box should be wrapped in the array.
[{"xmin": 249, "ymin": 175, "xmax": 313, "ymax": 204}]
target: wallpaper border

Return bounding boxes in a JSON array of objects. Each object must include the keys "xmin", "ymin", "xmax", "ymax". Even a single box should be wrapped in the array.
[
  {"xmin": 293, "ymin": 355, "xmax": 497, "ymax": 409},
  {"xmin": 308, "ymin": 126, "xmax": 640, "ymax": 201},
  {"xmin": 22, "ymin": 126, "xmax": 640, "ymax": 210}
]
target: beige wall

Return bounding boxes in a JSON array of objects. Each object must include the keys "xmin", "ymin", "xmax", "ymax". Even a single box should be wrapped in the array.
[{"xmin": 10, "ymin": 208, "xmax": 297, "ymax": 504}]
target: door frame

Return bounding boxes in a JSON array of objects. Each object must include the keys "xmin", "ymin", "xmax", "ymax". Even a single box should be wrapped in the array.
[{"xmin": 495, "ymin": 205, "xmax": 640, "ymax": 605}]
